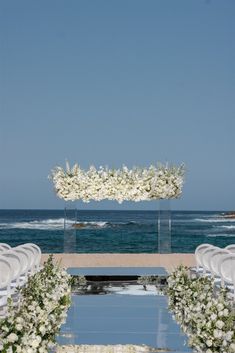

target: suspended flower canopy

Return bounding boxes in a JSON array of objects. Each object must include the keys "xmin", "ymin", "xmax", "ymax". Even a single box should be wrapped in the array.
[{"xmin": 50, "ymin": 162, "xmax": 185, "ymax": 203}]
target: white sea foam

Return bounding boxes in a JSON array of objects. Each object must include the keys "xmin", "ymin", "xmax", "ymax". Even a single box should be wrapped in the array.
[
  {"xmin": 79, "ymin": 221, "xmax": 108, "ymax": 228},
  {"xmin": 0, "ymin": 219, "xmax": 108, "ymax": 230},
  {"xmin": 195, "ymin": 218, "xmax": 235, "ymax": 223},
  {"xmin": 207, "ymin": 233, "xmax": 235, "ymax": 238},
  {"xmin": 219, "ymin": 225, "xmax": 235, "ymax": 230}
]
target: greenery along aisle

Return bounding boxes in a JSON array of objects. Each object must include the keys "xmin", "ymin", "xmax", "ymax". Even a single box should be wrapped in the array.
[
  {"xmin": 167, "ymin": 266, "xmax": 235, "ymax": 353},
  {"xmin": 0, "ymin": 256, "xmax": 71, "ymax": 353}
]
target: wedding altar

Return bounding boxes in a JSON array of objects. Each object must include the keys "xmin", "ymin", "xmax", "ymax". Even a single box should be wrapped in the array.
[{"xmin": 50, "ymin": 162, "xmax": 185, "ymax": 254}]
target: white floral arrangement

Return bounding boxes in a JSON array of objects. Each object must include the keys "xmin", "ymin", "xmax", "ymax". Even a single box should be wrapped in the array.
[
  {"xmin": 0, "ymin": 256, "xmax": 71, "ymax": 353},
  {"xmin": 56, "ymin": 344, "xmax": 156, "ymax": 353},
  {"xmin": 50, "ymin": 162, "xmax": 185, "ymax": 203},
  {"xmin": 167, "ymin": 265, "xmax": 235, "ymax": 353}
]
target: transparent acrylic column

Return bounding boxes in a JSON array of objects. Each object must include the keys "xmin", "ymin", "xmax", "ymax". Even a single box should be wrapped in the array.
[
  {"xmin": 158, "ymin": 199, "xmax": 171, "ymax": 253},
  {"xmin": 64, "ymin": 202, "xmax": 77, "ymax": 253}
]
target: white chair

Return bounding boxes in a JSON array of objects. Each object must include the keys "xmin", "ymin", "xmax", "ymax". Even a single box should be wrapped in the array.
[
  {"xmin": 208, "ymin": 248, "xmax": 231, "ymax": 280},
  {"xmin": 225, "ymin": 244, "xmax": 235, "ymax": 253},
  {"xmin": 0, "ymin": 243, "xmax": 11, "ymax": 251},
  {"xmin": 13, "ymin": 247, "xmax": 32, "ymax": 284},
  {"xmin": 218, "ymin": 253, "xmax": 235, "ymax": 300},
  {"xmin": 0, "ymin": 255, "xmax": 14, "ymax": 316},
  {"xmin": 195, "ymin": 244, "xmax": 215, "ymax": 273},
  {"xmin": 0, "ymin": 250, "xmax": 23, "ymax": 288},
  {"xmin": 20, "ymin": 243, "xmax": 42, "ymax": 273},
  {"xmin": 200, "ymin": 246, "xmax": 219, "ymax": 274}
]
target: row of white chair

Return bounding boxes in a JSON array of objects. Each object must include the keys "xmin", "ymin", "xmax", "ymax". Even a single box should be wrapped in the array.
[
  {"xmin": 0, "ymin": 243, "xmax": 42, "ymax": 315},
  {"xmin": 195, "ymin": 243, "xmax": 235, "ymax": 300}
]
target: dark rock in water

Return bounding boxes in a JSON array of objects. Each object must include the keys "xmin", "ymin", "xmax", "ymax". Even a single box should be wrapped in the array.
[
  {"xmin": 221, "ymin": 212, "xmax": 235, "ymax": 219},
  {"xmin": 72, "ymin": 223, "xmax": 86, "ymax": 229}
]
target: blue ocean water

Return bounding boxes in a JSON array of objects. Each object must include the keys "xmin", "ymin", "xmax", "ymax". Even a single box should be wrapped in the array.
[{"xmin": 0, "ymin": 210, "xmax": 234, "ymax": 253}]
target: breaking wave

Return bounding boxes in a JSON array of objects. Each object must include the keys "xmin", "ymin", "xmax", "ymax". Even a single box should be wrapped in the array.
[
  {"xmin": 207, "ymin": 233, "xmax": 235, "ymax": 238},
  {"xmin": 219, "ymin": 225, "xmax": 235, "ymax": 230},
  {"xmin": 0, "ymin": 219, "xmax": 140, "ymax": 231},
  {"xmin": 0, "ymin": 219, "xmax": 108, "ymax": 230},
  {"xmin": 195, "ymin": 218, "xmax": 235, "ymax": 223}
]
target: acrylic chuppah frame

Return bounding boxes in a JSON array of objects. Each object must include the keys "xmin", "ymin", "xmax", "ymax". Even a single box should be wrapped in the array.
[
  {"xmin": 158, "ymin": 200, "xmax": 171, "ymax": 254},
  {"xmin": 63, "ymin": 203, "xmax": 78, "ymax": 253},
  {"xmin": 63, "ymin": 201, "xmax": 172, "ymax": 254}
]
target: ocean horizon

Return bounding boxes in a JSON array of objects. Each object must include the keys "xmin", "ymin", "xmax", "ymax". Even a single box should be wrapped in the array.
[{"xmin": 0, "ymin": 209, "xmax": 235, "ymax": 254}]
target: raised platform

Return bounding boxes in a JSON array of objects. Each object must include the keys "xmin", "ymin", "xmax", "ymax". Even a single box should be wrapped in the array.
[
  {"xmin": 42, "ymin": 253, "xmax": 195, "ymax": 273},
  {"xmin": 67, "ymin": 267, "xmax": 167, "ymax": 276}
]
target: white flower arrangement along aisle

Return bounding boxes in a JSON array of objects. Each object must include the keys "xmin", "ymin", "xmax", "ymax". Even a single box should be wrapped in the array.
[
  {"xmin": 50, "ymin": 162, "xmax": 185, "ymax": 203},
  {"xmin": 56, "ymin": 344, "xmax": 158, "ymax": 353},
  {"xmin": 167, "ymin": 266, "xmax": 235, "ymax": 353},
  {"xmin": 0, "ymin": 256, "xmax": 71, "ymax": 353}
]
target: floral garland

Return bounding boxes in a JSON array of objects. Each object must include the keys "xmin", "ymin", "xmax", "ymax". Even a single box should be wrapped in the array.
[
  {"xmin": 56, "ymin": 344, "xmax": 157, "ymax": 353},
  {"xmin": 167, "ymin": 266, "xmax": 235, "ymax": 353},
  {"xmin": 0, "ymin": 256, "xmax": 71, "ymax": 353},
  {"xmin": 50, "ymin": 162, "xmax": 185, "ymax": 203}
]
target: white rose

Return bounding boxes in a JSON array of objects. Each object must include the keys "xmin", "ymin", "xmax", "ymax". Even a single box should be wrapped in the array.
[
  {"xmin": 225, "ymin": 331, "xmax": 234, "ymax": 341},
  {"xmin": 211, "ymin": 313, "xmax": 217, "ymax": 321},
  {"xmin": 7, "ymin": 333, "xmax": 18, "ymax": 343},
  {"xmin": 39, "ymin": 325, "xmax": 46, "ymax": 335},
  {"xmin": 206, "ymin": 340, "xmax": 213, "ymax": 347},
  {"xmin": 223, "ymin": 308, "xmax": 229, "ymax": 316},
  {"xmin": 217, "ymin": 303, "xmax": 224, "ymax": 311},
  {"xmin": 218, "ymin": 310, "xmax": 224, "ymax": 317},
  {"xmin": 229, "ymin": 343, "xmax": 235, "ymax": 352},
  {"xmin": 16, "ymin": 317, "xmax": 24, "ymax": 324},
  {"xmin": 39, "ymin": 348, "xmax": 47, "ymax": 353},
  {"xmin": 2, "ymin": 325, "xmax": 9, "ymax": 332},
  {"xmin": 15, "ymin": 324, "xmax": 23, "ymax": 331},
  {"xmin": 31, "ymin": 336, "xmax": 41, "ymax": 348},
  {"xmin": 222, "ymin": 339, "xmax": 228, "ymax": 347},
  {"xmin": 26, "ymin": 349, "xmax": 34, "ymax": 353},
  {"xmin": 216, "ymin": 320, "xmax": 224, "ymax": 329},
  {"xmin": 213, "ymin": 329, "xmax": 223, "ymax": 339}
]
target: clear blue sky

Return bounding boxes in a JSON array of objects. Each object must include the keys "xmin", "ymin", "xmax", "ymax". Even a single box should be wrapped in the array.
[{"xmin": 0, "ymin": 0, "xmax": 235, "ymax": 210}]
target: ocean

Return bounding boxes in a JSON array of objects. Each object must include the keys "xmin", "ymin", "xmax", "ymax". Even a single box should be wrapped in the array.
[{"xmin": 0, "ymin": 210, "xmax": 234, "ymax": 253}]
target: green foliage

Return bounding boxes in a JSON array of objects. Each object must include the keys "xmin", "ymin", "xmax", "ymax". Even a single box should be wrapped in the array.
[{"xmin": 70, "ymin": 275, "xmax": 87, "ymax": 290}]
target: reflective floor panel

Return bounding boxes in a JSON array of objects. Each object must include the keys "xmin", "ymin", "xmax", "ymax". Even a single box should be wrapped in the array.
[{"xmin": 57, "ymin": 294, "xmax": 192, "ymax": 352}]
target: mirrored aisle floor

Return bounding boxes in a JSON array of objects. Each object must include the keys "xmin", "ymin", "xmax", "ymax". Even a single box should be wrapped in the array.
[{"xmin": 57, "ymin": 268, "xmax": 192, "ymax": 353}]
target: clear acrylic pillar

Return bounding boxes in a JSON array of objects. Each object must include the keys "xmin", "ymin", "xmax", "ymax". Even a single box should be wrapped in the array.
[
  {"xmin": 158, "ymin": 199, "xmax": 171, "ymax": 253},
  {"xmin": 64, "ymin": 202, "xmax": 77, "ymax": 253}
]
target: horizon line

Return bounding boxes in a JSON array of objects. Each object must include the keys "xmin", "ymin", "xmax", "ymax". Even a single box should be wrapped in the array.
[{"xmin": 0, "ymin": 208, "xmax": 232, "ymax": 212}]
